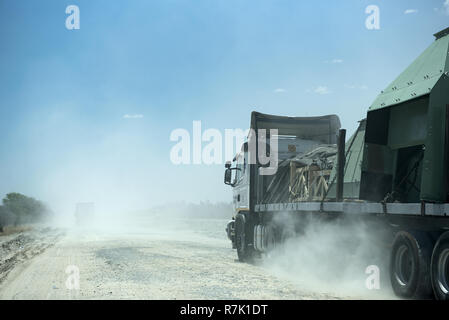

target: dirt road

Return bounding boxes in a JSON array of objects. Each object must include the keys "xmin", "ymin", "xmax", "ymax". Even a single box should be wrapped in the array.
[{"xmin": 0, "ymin": 217, "xmax": 394, "ymax": 300}]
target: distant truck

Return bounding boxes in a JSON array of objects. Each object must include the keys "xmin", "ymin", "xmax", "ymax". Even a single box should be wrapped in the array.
[
  {"xmin": 224, "ymin": 27, "xmax": 449, "ymax": 300},
  {"xmin": 75, "ymin": 202, "xmax": 95, "ymax": 226}
]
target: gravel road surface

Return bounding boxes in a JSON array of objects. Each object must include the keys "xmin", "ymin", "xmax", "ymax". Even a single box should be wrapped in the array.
[{"xmin": 0, "ymin": 217, "xmax": 395, "ymax": 300}]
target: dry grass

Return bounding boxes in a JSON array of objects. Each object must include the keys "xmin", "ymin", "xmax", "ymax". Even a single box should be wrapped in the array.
[{"xmin": 0, "ymin": 225, "xmax": 33, "ymax": 237}]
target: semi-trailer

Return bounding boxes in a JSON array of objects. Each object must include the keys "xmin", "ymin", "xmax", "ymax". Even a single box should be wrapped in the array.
[{"xmin": 224, "ymin": 27, "xmax": 449, "ymax": 300}]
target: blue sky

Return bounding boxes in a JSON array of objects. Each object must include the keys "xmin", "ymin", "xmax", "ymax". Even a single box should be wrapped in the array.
[{"xmin": 0, "ymin": 0, "xmax": 448, "ymax": 214}]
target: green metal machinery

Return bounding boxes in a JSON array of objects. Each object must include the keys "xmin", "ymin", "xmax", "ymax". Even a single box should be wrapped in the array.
[
  {"xmin": 224, "ymin": 27, "xmax": 449, "ymax": 300},
  {"xmin": 361, "ymin": 27, "xmax": 449, "ymax": 204}
]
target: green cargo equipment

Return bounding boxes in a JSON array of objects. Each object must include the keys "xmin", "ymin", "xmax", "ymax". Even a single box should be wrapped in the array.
[{"xmin": 360, "ymin": 27, "xmax": 449, "ymax": 203}]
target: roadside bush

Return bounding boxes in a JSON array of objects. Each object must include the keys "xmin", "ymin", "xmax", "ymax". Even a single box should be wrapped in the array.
[
  {"xmin": 0, "ymin": 205, "xmax": 16, "ymax": 232},
  {"xmin": 1, "ymin": 193, "xmax": 51, "ymax": 228}
]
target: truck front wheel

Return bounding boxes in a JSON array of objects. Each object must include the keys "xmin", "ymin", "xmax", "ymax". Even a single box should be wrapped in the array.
[
  {"xmin": 431, "ymin": 231, "xmax": 449, "ymax": 300},
  {"xmin": 389, "ymin": 231, "xmax": 433, "ymax": 299},
  {"xmin": 235, "ymin": 213, "xmax": 255, "ymax": 262}
]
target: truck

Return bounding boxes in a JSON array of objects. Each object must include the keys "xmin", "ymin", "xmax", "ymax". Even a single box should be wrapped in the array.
[{"xmin": 224, "ymin": 27, "xmax": 449, "ymax": 300}]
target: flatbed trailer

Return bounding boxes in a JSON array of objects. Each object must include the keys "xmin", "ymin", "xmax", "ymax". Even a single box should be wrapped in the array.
[
  {"xmin": 255, "ymin": 202, "xmax": 449, "ymax": 234},
  {"xmin": 256, "ymin": 202, "xmax": 449, "ymax": 218},
  {"xmin": 224, "ymin": 27, "xmax": 449, "ymax": 300}
]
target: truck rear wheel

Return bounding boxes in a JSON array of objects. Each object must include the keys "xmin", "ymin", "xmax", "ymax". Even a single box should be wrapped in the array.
[
  {"xmin": 264, "ymin": 225, "xmax": 276, "ymax": 252},
  {"xmin": 389, "ymin": 231, "xmax": 433, "ymax": 299},
  {"xmin": 431, "ymin": 231, "xmax": 449, "ymax": 300},
  {"xmin": 280, "ymin": 227, "xmax": 296, "ymax": 243},
  {"xmin": 235, "ymin": 213, "xmax": 255, "ymax": 262}
]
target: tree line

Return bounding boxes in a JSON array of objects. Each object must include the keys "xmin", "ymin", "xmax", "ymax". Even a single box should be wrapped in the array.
[{"xmin": 0, "ymin": 193, "xmax": 51, "ymax": 232}]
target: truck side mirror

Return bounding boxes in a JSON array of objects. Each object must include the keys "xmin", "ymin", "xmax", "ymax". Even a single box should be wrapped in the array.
[
  {"xmin": 224, "ymin": 168, "xmax": 232, "ymax": 185},
  {"xmin": 225, "ymin": 161, "xmax": 231, "ymax": 169}
]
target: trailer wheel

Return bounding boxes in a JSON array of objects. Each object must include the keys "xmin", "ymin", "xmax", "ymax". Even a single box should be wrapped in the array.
[
  {"xmin": 264, "ymin": 225, "xmax": 276, "ymax": 252},
  {"xmin": 389, "ymin": 231, "xmax": 433, "ymax": 299},
  {"xmin": 431, "ymin": 232, "xmax": 449, "ymax": 300},
  {"xmin": 280, "ymin": 227, "xmax": 296, "ymax": 243},
  {"xmin": 235, "ymin": 213, "xmax": 254, "ymax": 262}
]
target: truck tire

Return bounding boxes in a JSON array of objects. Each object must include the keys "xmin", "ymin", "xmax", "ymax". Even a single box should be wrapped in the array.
[
  {"xmin": 235, "ymin": 213, "xmax": 255, "ymax": 262},
  {"xmin": 431, "ymin": 231, "xmax": 449, "ymax": 300},
  {"xmin": 390, "ymin": 231, "xmax": 433, "ymax": 299},
  {"xmin": 280, "ymin": 227, "xmax": 296, "ymax": 244},
  {"xmin": 264, "ymin": 225, "xmax": 276, "ymax": 252}
]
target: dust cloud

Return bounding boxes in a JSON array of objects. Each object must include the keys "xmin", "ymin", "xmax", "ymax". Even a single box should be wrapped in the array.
[
  {"xmin": 46, "ymin": 200, "xmax": 232, "ymax": 245},
  {"xmin": 260, "ymin": 213, "xmax": 397, "ymax": 299}
]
